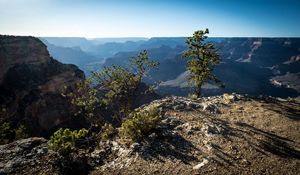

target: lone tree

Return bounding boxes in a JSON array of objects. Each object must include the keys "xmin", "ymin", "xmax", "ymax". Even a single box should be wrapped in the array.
[{"xmin": 182, "ymin": 29, "xmax": 222, "ymax": 97}]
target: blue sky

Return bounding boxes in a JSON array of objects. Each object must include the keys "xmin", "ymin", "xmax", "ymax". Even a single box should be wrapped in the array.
[{"xmin": 0, "ymin": 0, "xmax": 299, "ymax": 37}]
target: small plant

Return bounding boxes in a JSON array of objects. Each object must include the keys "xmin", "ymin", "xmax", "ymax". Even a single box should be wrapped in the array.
[
  {"xmin": 0, "ymin": 122, "xmax": 13, "ymax": 145},
  {"xmin": 0, "ymin": 122, "xmax": 29, "ymax": 144},
  {"xmin": 100, "ymin": 123, "xmax": 116, "ymax": 141},
  {"xmin": 14, "ymin": 124, "xmax": 29, "ymax": 140},
  {"xmin": 0, "ymin": 107, "xmax": 13, "ymax": 144},
  {"xmin": 49, "ymin": 128, "xmax": 88, "ymax": 155},
  {"xmin": 120, "ymin": 107, "xmax": 161, "ymax": 141}
]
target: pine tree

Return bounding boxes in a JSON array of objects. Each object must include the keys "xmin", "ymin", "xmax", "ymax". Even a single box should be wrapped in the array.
[{"xmin": 182, "ymin": 29, "xmax": 222, "ymax": 97}]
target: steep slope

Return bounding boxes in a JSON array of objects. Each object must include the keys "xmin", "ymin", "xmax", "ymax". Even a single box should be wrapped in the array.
[{"xmin": 0, "ymin": 35, "xmax": 85, "ymax": 136}]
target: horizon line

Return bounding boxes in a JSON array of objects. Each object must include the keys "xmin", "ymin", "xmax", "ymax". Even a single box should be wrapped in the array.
[{"xmin": 1, "ymin": 33, "xmax": 300, "ymax": 39}]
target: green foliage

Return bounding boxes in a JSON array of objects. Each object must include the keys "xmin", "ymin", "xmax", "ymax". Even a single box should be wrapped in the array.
[
  {"xmin": 182, "ymin": 29, "xmax": 222, "ymax": 97},
  {"xmin": 49, "ymin": 128, "xmax": 88, "ymax": 155},
  {"xmin": 0, "ymin": 107, "xmax": 13, "ymax": 144},
  {"xmin": 0, "ymin": 122, "xmax": 13, "ymax": 145},
  {"xmin": 119, "ymin": 107, "xmax": 161, "ymax": 141},
  {"xmin": 92, "ymin": 50, "xmax": 159, "ymax": 116},
  {"xmin": 64, "ymin": 79, "xmax": 99, "ymax": 118},
  {"xmin": 93, "ymin": 65, "xmax": 137, "ymax": 114},
  {"xmin": 100, "ymin": 123, "xmax": 116, "ymax": 141},
  {"xmin": 14, "ymin": 124, "xmax": 29, "ymax": 140},
  {"xmin": 129, "ymin": 50, "xmax": 159, "ymax": 81},
  {"xmin": 0, "ymin": 122, "xmax": 28, "ymax": 145}
]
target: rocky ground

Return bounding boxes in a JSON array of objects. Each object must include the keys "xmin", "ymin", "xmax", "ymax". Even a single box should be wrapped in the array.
[{"xmin": 1, "ymin": 94, "xmax": 300, "ymax": 175}]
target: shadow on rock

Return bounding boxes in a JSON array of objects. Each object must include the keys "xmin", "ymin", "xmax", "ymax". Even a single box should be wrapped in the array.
[
  {"xmin": 236, "ymin": 122, "xmax": 300, "ymax": 159},
  {"xmin": 139, "ymin": 130, "xmax": 200, "ymax": 164},
  {"xmin": 256, "ymin": 98, "xmax": 300, "ymax": 121}
]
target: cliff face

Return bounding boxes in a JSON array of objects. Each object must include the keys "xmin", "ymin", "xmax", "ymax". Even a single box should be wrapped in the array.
[
  {"xmin": 0, "ymin": 36, "xmax": 50, "ymax": 82},
  {"xmin": 0, "ymin": 35, "xmax": 85, "ymax": 136}
]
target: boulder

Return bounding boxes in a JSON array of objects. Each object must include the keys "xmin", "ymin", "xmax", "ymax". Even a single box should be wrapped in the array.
[{"xmin": 0, "ymin": 137, "xmax": 49, "ymax": 174}]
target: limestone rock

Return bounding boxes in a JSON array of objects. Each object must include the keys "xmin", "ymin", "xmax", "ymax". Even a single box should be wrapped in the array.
[{"xmin": 193, "ymin": 158, "xmax": 209, "ymax": 170}]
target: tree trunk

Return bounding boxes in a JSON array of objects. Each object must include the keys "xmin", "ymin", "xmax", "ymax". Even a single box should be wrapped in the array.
[{"xmin": 195, "ymin": 86, "xmax": 202, "ymax": 98}]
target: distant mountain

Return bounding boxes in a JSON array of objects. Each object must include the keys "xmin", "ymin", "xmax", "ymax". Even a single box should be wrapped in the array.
[
  {"xmin": 85, "ymin": 40, "xmax": 146, "ymax": 58},
  {"xmin": 138, "ymin": 37, "xmax": 186, "ymax": 49},
  {"xmin": 102, "ymin": 38, "xmax": 300, "ymax": 97},
  {"xmin": 87, "ymin": 37, "xmax": 187, "ymax": 59},
  {"xmin": 41, "ymin": 37, "xmax": 148, "ymax": 58},
  {"xmin": 40, "ymin": 36, "xmax": 300, "ymax": 97},
  {"xmin": 40, "ymin": 39, "xmax": 103, "ymax": 75},
  {"xmin": 40, "ymin": 37, "xmax": 93, "ymax": 51},
  {"xmin": 89, "ymin": 37, "xmax": 148, "ymax": 45},
  {"xmin": 41, "ymin": 37, "xmax": 188, "ymax": 59}
]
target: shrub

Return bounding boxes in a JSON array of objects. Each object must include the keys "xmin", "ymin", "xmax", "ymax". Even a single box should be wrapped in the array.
[
  {"xmin": 49, "ymin": 128, "xmax": 88, "ymax": 155},
  {"xmin": 100, "ymin": 123, "xmax": 116, "ymax": 141},
  {"xmin": 14, "ymin": 124, "xmax": 29, "ymax": 140},
  {"xmin": 0, "ymin": 122, "xmax": 29, "ymax": 145},
  {"xmin": 120, "ymin": 107, "xmax": 161, "ymax": 141},
  {"xmin": 92, "ymin": 50, "xmax": 159, "ymax": 116},
  {"xmin": 0, "ymin": 122, "xmax": 13, "ymax": 145},
  {"xmin": 64, "ymin": 79, "xmax": 99, "ymax": 118}
]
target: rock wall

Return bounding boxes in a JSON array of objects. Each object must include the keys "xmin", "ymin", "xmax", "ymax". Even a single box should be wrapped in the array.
[{"xmin": 0, "ymin": 35, "xmax": 86, "ymax": 136}]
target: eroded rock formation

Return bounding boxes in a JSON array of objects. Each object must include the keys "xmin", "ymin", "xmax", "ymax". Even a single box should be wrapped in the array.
[{"xmin": 0, "ymin": 35, "xmax": 85, "ymax": 136}]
